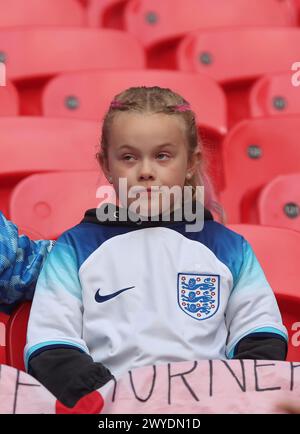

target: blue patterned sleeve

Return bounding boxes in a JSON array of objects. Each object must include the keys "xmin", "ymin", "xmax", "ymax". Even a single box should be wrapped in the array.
[{"xmin": 0, "ymin": 212, "xmax": 53, "ymax": 305}]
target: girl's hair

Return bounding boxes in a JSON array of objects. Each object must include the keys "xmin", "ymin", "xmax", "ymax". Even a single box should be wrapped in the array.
[{"xmin": 97, "ymin": 86, "xmax": 224, "ymax": 221}]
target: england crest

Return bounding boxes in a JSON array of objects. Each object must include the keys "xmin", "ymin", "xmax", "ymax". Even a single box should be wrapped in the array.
[{"xmin": 177, "ymin": 273, "xmax": 220, "ymax": 321}]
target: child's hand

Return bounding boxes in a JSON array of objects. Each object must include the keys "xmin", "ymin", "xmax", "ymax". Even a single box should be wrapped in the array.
[
  {"xmin": 55, "ymin": 390, "xmax": 104, "ymax": 414},
  {"xmin": 276, "ymin": 401, "xmax": 300, "ymax": 414}
]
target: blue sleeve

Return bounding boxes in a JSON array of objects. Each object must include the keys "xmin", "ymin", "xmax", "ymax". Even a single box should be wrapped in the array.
[{"xmin": 0, "ymin": 212, "xmax": 53, "ymax": 305}]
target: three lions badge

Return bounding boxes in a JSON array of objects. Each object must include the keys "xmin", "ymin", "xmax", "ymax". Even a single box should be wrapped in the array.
[{"xmin": 178, "ymin": 273, "xmax": 220, "ymax": 321}]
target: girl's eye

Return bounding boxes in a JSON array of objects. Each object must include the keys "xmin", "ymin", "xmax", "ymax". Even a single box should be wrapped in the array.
[
  {"xmin": 123, "ymin": 155, "xmax": 135, "ymax": 161},
  {"xmin": 157, "ymin": 153, "xmax": 170, "ymax": 160}
]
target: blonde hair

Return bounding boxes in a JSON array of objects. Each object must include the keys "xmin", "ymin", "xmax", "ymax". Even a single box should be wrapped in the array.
[{"xmin": 97, "ymin": 86, "xmax": 223, "ymax": 221}]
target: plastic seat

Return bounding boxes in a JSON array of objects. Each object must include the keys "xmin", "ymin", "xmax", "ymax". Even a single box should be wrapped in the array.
[
  {"xmin": 219, "ymin": 115, "xmax": 300, "ymax": 224},
  {"xmin": 0, "ymin": 28, "xmax": 145, "ymax": 81},
  {"xmin": 0, "ymin": 117, "xmax": 100, "ymax": 176},
  {"xmin": 42, "ymin": 69, "xmax": 227, "ymax": 136},
  {"xmin": 87, "ymin": 0, "xmax": 129, "ymax": 29},
  {"xmin": 0, "ymin": 117, "xmax": 100, "ymax": 216},
  {"xmin": 257, "ymin": 173, "xmax": 300, "ymax": 231},
  {"xmin": 124, "ymin": 0, "xmax": 297, "ymax": 68},
  {"xmin": 0, "ymin": 81, "xmax": 19, "ymax": 115},
  {"xmin": 0, "ymin": 28, "xmax": 145, "ymax": 115},
  {"xmin": 250, "ymin": 71, "xmax": 300, "ymax": 118},
  {"xmin": 0, "ymin": 0, "xmax": 85, "ymax": 28},
  {"xmin": 6, "ymin": 301, "xmax": 31, "ymax": 371},
  {"xmin": 9, "ymin": 171, "xmax": 110, "ymax": 240},
  {"xmin": 177, "ymin": 27, "xmax": 300, "ymax": 126},
  {"xmin": 229, "ymin": 224, "xmax": 300, "ymax": 362}
]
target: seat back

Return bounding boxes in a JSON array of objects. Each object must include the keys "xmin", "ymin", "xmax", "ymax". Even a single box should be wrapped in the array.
[
  {"xmin": 0, "ymin": 117, "xmax": 100, "ymax": 214},
  {"xmin": 250, "ymin": 71, "xmax": 300, "ymax": 118},
  {"xmin": 0, "ymin": 28, "xmax": 145, "ymax": 81},
  {"xmin": 9, "ymin": 171, "xmax": 110, "ymax": 239},
  {"xmin": 177, "ymin": 28, "xmax": 300, "ymax": 82},
  {"xmin": 42, "ymin": 69, "xmax": 227, "ymax": 137},
  {"xmin": 220, "ymin": 115, "xmax": 300, "ymax": 223},
  {"xmin": 258, "ymin": 173, "xmax": 300, "ymax": 231},
  {"xmin": 0, "ymin": 0, "xmax": 85, "ymax": 27}
]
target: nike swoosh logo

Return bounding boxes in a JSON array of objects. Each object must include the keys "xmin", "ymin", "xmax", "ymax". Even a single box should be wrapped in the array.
[{"xmin": 95, "ymin": 286, "xmax": 135, "ymax": 303}]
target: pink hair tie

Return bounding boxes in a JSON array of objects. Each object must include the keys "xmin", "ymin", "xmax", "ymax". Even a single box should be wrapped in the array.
[
  {"xmin": 110, "ymin": 100, "xmax": 124, "ymax": 109},
  {"xmin": 174, "ymin": 103, "xmax": 191, "ymax": 112}
]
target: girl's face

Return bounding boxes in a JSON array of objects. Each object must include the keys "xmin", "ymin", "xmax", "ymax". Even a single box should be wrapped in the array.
[{"xmin": 102, "ymin": 112, "xmax": 199, "ymax": 216}]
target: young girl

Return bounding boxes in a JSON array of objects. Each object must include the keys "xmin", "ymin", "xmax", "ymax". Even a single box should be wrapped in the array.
[
  {"xmin": 25, "ymin": 86, "xmax": 288, "ymax": 408},
  {"xmin": 0, "ymin": 212, "xmax": 52, "ymax": 310}
]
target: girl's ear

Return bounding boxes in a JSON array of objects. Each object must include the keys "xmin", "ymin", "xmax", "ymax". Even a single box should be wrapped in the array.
[
  {"xmin": 98, "ymin": 152, "xmax": 112, "ymax": 184},
  {"xmin": 187, "ymin": 149, "xmax": 201, "ymax": 176}
]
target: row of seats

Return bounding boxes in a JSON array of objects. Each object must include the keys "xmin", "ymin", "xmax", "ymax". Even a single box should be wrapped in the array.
[
  {"xmin": 3, "ymin": 68, "xmax": 300, "ymax": 127},
  {"xmin": 1, "ymin": 26, "xmax": 299, "ymax": 124},
  {"xmin": 0, "ymin": 0, "xmax": 298, "ymax": 30}
]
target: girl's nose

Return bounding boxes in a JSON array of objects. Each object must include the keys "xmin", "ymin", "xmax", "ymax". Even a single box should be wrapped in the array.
[{"xmin": 138, "ymin": 160, "xmax": 155, "ymax": 181}]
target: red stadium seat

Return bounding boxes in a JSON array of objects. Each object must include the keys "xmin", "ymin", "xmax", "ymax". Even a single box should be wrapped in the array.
[
  {"xmin": 257, "ymin": 173, "xmax": 300, "ymax": 231},
  {"xmin": 0, "ymin": 81, "xmax": 19, "ymax": 115},
  {"xmin": 250, "ymin": 71, "xmax": 300, "ymax": 118},
  {"xmin": 9, "ymin": 171, "xmax": 110, "ymax": 239},
  {"xmin": 0, "ymin": 117, "xmax": 100, "ymax": 216},
  {"xmin": 42, "ymin": 69, "xmax": 227, "ymax": 190},
  {"xmin": 6, "ymin": 301, "xmax": 31, "ymax": 371},
  {"xmin": 87, "ymin": 0, "xmax": 129, "ymax": 29},
  {"xmin": 177, "ymin": 28, "xmax": 300, "ymax": 126},
  {"xmin": 0, "ymin": 117, "xmax": 100, "ymax": 176},
  {"xmin": 229, "ymin": 224, "xmax": 300, "ymax": 362},
  {"xmin": 124, "ymin": 0, "xmax": 297, "ymax": 68},
  {"xmin": 0, "ymin": 28, "xmax": 145, "ymax": 115},
  {"xmin": 0, "ymin": 0, "xmax": 85, "ymax": 28},
  {"xmin": 220, "ymin": 116, "xmax": 300, "ymax": 224}
]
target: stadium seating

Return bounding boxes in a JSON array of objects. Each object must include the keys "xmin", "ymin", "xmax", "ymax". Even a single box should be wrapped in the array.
[
  {"xmin": 124, "ymin": 0, "xmax": 297, "ymax": 68},
  {"xmin": 0, "ymin": 28, "xmax": 145, "ymax": 114},
  {"xmin": 87, "ymin": 0, "xmax": 129, "ymax": 29},
  {"xmin": 9, "ymin": 171, "xmax": 110, "ymax": 239},
  {"xmin": 250, "ymin": 71, "xmax": 300, "ymax": 118},
  {"xmin": 0, "ymin": 0, "xmax": 85, "ymax": 28},
  {"xmin": 257, "ymin": 173, "xmax": 300, "ymax": 232},
  {"xmin": 229, "ymin": 224, "xmax": 300, "ymax": 362},
  {"xmin": 177, "ymin": 28, "xmax": 300, "ymax": 125},
  {"xmin": 42, "ymin": 69, "xmax": 227, "ymax": 137},
  {"xmin": 220, "ymin": 116, "xmax": 300, "ymax": 224},
  {"xmin": 0, "ymin": 81, "xmax": 19, "ymax": 115},
  {"xmin": 0, "ymin": 117, "xmax": 100, "ymax": 216}
]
